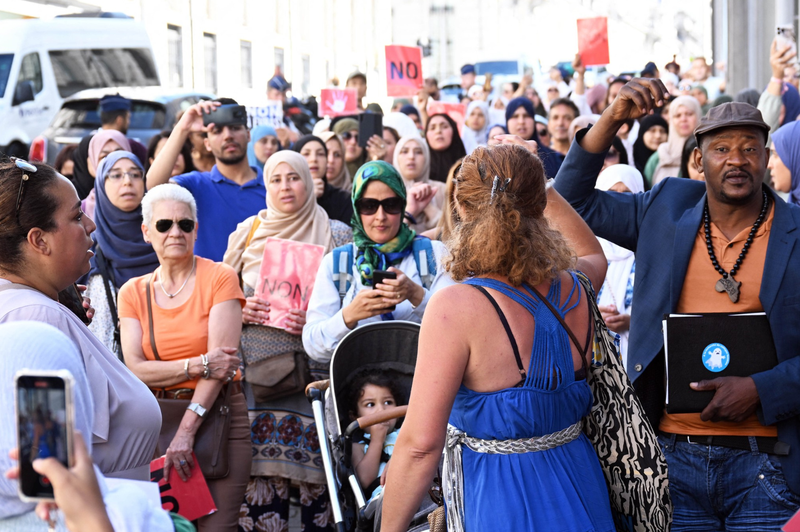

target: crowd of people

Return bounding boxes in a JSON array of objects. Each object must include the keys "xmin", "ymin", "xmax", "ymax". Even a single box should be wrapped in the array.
[{"xmin": 2, "ymin": 30, "xmax": 800, "ymax": 532}]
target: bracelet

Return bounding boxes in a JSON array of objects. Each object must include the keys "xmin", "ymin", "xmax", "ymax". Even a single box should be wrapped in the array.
[
  {"xmin": 184, "ymin": 359, "xmax": 191, "ymax": 380},
  {"xmin": 771, "ymin": 76, "xmax": 784, "ymax": 84},
  {"xmin": 200, "ymin": 354, "xmax": 210, "ymax": 379},
  {"xmin": 404, "ymin": 211, "xmax": 418, "ymax": 225}
]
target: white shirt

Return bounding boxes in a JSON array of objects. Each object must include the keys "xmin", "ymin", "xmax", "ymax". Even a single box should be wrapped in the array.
[{"xmin": 302, "ymin": 240, "xmax": 455, "ymax": 362}]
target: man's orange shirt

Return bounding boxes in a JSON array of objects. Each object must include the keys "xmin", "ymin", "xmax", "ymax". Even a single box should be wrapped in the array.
[{"xmin": 659, "ymin": 204, "xmax": 777, "ymax": 437}]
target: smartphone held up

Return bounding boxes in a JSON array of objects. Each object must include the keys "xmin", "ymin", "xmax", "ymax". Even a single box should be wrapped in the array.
[{"xmin": 15, "ymin": 370, "xmax": 75, "ymax": 502}]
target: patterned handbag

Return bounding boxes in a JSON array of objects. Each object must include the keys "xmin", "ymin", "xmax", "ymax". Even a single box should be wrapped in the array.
[{"xmin": 535, "ymin": 272, "xmax": 672, "ymax": 532}]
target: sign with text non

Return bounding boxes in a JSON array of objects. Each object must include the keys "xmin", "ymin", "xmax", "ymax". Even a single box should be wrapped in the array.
[
  {"xmin": 385, "ymin": 45, "xmax": 424, "ymax": 97},
  {"xmin": 319, "ymin": 88, "xmax": 359, "ymax": 117},
  {"xmin": 150, "ymin": 453, "xmax": 216, "ymax": 522},
  {"xmin": 246, "ymin": 101, "xmax": 285, "ymax": 129},
  {"xmin": 256, "ymin": 238, "xmax": 325, "ymax": 331},
  {"xmin": 577, "ymin": 17, "xmax": 610, "ymax": 66}
]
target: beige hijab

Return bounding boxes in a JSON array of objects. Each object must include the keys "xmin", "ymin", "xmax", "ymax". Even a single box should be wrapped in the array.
[
  {"xmin": 223, "ymin": 151, "xmax": 334, "ymax": 289},
  {"xmin": 653, "ymin": 95, "xmax": 702, "ymax": 185},
  {"xmin": 393, "ymin": 136, "xmax": 445, "ymax": 233},
  {"xmin": 318, "ymin": 131, "xmax": 352, "ymax": 192}
]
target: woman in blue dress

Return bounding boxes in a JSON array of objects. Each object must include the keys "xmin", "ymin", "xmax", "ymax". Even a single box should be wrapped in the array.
[{"xmin": 381, "ymin": 136, "xmax": 614, "ymax": 531}]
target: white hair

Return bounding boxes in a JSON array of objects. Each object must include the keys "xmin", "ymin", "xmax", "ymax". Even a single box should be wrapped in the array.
[{"xmin": 141, "ymin": 183, "xmax": 197, "ymax": 227}]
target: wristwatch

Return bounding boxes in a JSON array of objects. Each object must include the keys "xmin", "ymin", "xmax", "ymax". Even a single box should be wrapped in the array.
[{"xmin": 186, "ymin": 402, "xmax": 207, "ymax": 418}]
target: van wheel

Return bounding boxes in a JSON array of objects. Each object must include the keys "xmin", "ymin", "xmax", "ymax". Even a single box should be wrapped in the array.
[{"xmin": 3, "ymin": 142, "xmax": 29, "ymax": 159}]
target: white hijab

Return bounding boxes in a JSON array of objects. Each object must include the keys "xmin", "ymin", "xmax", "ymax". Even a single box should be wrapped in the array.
[{"xmin": 461, "ymin": 100, "xmax": 489, "ymax": 154}]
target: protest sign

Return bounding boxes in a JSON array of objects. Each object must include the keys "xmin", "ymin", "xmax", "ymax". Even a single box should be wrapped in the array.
[
  {"xmin": 150, "ymin": 453, "xmax": 216, "ymax": 522},
  {"xmin": 256, "ymin": 238, "xmax": 325, "ymax": 330},
  {"xmin": 428, "ymin": 102, "xmax": 467, "ymax": 135},
  {"xmin": 246, "ymin": 101, "xmax": 285, "ymax": 129},
  {"xmin": 577, "ymin": 17, "xmax": 610, "ymax": 66},
  {"xmin": 385, "ymin": 45, "xmax": 424, "ymax": 97},
  {"xmin": 784, "ymin": 509, "xmax": 800, "ymax": 532},
  {"xmin": 319, "ymin": 88, "xmax": 359, "ymax": 117}
]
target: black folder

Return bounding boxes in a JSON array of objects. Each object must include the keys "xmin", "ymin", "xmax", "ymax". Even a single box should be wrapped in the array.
[{"xmin": 662, "ymin": 313, "xmax": 778, "ymax": 414}]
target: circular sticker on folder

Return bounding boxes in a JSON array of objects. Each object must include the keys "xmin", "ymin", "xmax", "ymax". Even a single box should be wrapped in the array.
[{"xmin": 702, "ymin": 343, "xmax": 730, "ymax": 372}]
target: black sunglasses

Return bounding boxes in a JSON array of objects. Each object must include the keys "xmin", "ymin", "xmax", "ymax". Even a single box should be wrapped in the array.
[
  {"xmin": 341, "ymin": 131, "xmax": 358, "ymax": 141},
  {"xmin": 11, "ymin": 157, "xmax": 37, "ymax": 222},
  {"xmin": 155, "ymin": 219, "xmax": 196, "ymax": 233},
  {"xmin": 355, "ymin": 197, "xmax": 404, "ymax": 216}
]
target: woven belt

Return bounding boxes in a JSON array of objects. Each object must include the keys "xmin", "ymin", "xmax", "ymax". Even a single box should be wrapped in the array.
[
  {"xmin": 152, "ymin": 381, "xmax": 242, "ymax": 400},
  {"xmin": 443, "ymin": 422, "xmax": 582, "ymax": 532}
]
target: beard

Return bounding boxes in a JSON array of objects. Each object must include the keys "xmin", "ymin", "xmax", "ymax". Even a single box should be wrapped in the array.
[{"xmin": 216, "ymin": 152, "xmax": 247, "ymax": 165}]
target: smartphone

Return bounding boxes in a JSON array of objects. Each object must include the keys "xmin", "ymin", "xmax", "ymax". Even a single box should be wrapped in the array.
[
  {"xmin": 776, "ymin": 26, "xmax": 800, "ymax": 69},
  {"xmin": 202, "ymin": 104, "xmax": 249, "ymax": 127},
  {"xmin": 358, "ymin": 112, "xmax": 383, "ymax": 148},
  {"xmin": 372, "ymin": 270, "xmax": 398, "ymax": 311},
  {"xmin": 15, "ymin": 370, "xmax": 75, "ymax": 502},
  {"xmin": 58, "ymin": 283, "xmax": 90, "ymax": 325}
]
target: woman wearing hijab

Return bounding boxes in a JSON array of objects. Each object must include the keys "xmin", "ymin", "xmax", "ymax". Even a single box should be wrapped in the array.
[
  {"xmin": 632, "ymin": 114, "xmax": 669, "ymax": 174},
  {"xmin": 82, "ymin": 131, "xmax": 133, "ymax": 221},
  {"xmin": 425, "ymin": 113, "xmax": 467, "ymax": 183},
  {"xmin": 594, "ymin": 165, "xmax": 645, "ymax": 368},
  {"xmin": 487, "ymin": 124, "xmax": 507, "ymax": 146},
  {"xmin": 399, "ymin": 104, "xmax": 423, "ymax": 132},
  {"xmin": 769, "ymin": 120, "xmax": 800, "ymax": 205},
  {"xmin": 0, "ymin": 322, "xmax": 176, "ymax": 532},
  {"xmin": 303, "ymin": 161, "xmax": 454, "ymax": 362},
  {"xmin": 461, "ymin": 100, "xmax": 490, "ymax": 154},
  {"xmin": 644, "ymin": 95, "xmax": 701, "ymax": 187},
  {"xmin": 247, "ymin": 125, "xmax": 281, "ymax": 170},
  {"xmin": 393, "ymin": 136, "xmax": 446, "ymax": 233},
  {"xmin": 84, "ymin": 151, "xmax": 159, "ymax": 358},
  {"xmin": 488, "ymin": 97, "xmax": 509, "ymax": 126},
  {"xmin": 224, "ymin": 151, "xmax": 352, "ymax": 532},
  {"xmin": 318, "ymin": 130, "xmax": 352, "ymax": 191},
  {"xmin": 293, "ymin": 134, "xmax": 354, "ymax": 225},
  {"xmin": 505, "ymin": 97, "xmax": 564, "ymax": 178}
]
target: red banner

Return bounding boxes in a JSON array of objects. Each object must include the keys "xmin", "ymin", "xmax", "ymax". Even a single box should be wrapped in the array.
[
  {"xmin": 256, "ymin": 238, "xmax": 325, "ymax": 331},
  {"xmin": 577, "ymin": 17, "xmax": 610, "ymax": 66},
  {"xmin": 428, "ymin": 102, "xmax": 467, "ymax": 135},
  {"xmin": 150, "ymin": 454, "xmax": 216, "ymax": 522},
  {"xmin": 385, "ymin": 45, "xmax": 424, "ymax": 97},
  {"xmin": 319, "ymin": 88, "xmax": 359, "ymax": 117}
]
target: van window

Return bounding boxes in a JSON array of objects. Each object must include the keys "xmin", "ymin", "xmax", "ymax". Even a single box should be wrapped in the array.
[
  {"xmin": 49, "ymin": 48, "xmax": 159, "ymax": 98},
  {"xmin": 0, "ymin": 54, "xmax": 12, "ymax": 98},
  {"xmin": 50, "ymin": 99, "xmax": 165, "ymax": 130},
  {"xmin": 19, "ymin": 52, "xmax": 43, "ymax": 94}
]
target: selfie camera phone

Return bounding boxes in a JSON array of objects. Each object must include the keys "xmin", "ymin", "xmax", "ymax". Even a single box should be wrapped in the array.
[
  {"xmin": 776, "ymin": 25, "xmax": 800, "ymax": 69},
  {"xmin": 358, "ymin": 113, "xmax": 383, "ymax": 148},
  {"xmin": 58, "ymin": 283, "xmax": 90, "ymax": 325},
  {"xmin": 15, "ymin": 370, "xmax": 75, "ymax": 502},
  {"xmin": 202, "ymin": 104, "xmax": 249, "ymax": 127},
  {"xmin": 372, "ymin": 270, "xmax": 398, "ymax": 311}
]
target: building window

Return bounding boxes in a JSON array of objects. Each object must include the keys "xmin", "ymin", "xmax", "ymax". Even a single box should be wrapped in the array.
[
  {"xmin": 274, "ymin": 47, "xmax": 284, "ymax": 75},
  {"xmin": 167, "ymin": 24, "xmax": 183, "ymax": 87},
  {"xmin": 240, "ymin": 41, "xmax": 252, "ymax": 89},
  {"xmin": 204, "ymin": 33, "xmax": 217, "ymax": 93},
  {"xmin": 302, "ymin": 54, "xmax": 310, "ymax": 96}
]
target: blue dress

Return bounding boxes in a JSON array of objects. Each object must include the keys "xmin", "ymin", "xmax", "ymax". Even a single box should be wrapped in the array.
[{"xmin": 448, "ymin": 274, "xmax": 615, "ymax": 531}]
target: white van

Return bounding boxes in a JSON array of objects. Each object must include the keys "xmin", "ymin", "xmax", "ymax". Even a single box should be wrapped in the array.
[{"xmin": 0, "ymin": 16, "xmax": 159, "ymax": 158}]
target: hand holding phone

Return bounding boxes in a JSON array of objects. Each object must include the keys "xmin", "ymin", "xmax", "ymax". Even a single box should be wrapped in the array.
[
  {"xmin": 358, "ymin": 113, "xmax": 383, "ymax": 148},
  {"xmin": 373, "ymin": 270, "xmax": 398, "ymax": 311},
  {"xmin": 202, "ymin": 104, "xmax": 249, "ymax": 128}
]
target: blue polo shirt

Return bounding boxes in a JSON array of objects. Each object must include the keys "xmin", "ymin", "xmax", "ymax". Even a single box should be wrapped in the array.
[{"xmin": 172, "ymin": 165, "xmax": 266, "ymax": 262}]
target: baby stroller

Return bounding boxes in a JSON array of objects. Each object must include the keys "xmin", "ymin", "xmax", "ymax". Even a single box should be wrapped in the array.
[{"xmin": 306, "ymin": 321, "xmax": 437, "ymax": 532}]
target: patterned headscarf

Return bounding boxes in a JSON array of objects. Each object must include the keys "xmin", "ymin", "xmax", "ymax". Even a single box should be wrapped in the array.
[{"xmin": 351, "ymin": 161, "xmax": 416, "ymax": 285}]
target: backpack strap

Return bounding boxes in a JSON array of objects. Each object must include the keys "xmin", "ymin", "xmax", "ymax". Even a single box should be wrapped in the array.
[
  {"xmin": 332, "ymin": 243, "xmax": 354, "ymax": 306},
  {"xmin": 244, "ymin": 217, "xmax": 261, "ymax": 248},
  {"xmin": 412, "ymin": 237, "xmax": 437, "ymax": 290}
]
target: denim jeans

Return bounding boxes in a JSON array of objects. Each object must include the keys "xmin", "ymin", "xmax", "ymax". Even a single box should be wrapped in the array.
[{"xmin": 659, "ymin": 434, "xmax": 800, "ymax": 531}]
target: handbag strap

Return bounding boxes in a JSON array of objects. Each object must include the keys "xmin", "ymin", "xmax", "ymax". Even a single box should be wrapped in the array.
[{"xmin": 145, "ymin": 275, "xmax": 161, "ymax": 361}]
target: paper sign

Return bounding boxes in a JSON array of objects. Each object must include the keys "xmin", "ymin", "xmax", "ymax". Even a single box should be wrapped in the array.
[
  {"xmin": 784, "ymin": 509, "xmax": 800, "ymax": 532},
  {"xmin": 150, "ymin": 453, "xmax": 216, "ymax": 522},
  {"xmin": 247, "ymin": 101, "xmax": 285, "ymax": 129},
  {"xmin": 256, "ymin": 238, "xmax": 325, "ymax": 330},
  {"xmin": 385, "ymin": 45, "xmax": 424, "ymax": 97},
  {"xmin": 577, "ymin": 17, "xmax": 610, "ymax": 66},
  {"xmin": 428, "ymin": 102, "xmax": 467, "ymax": 135},
  {"xmin": 319, "ymin": 88, "xmax": 359, "ymax": 117}
]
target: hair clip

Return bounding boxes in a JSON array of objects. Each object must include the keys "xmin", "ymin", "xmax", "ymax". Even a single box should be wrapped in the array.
[{"xmin": 489, "ymin": 176, "xmax": 511, "ymax": 205}]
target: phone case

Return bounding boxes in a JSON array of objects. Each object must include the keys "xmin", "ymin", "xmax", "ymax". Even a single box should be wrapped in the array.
[
  {"xmin": 14, "ymin": 369, "xmax": 75, "ymax": 503},
  {"xmin": 358, "ymin": 114, "xmax": 383, "ymax": 148}
]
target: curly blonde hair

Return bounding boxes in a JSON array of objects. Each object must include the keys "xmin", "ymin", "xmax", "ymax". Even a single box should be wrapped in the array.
[{"xmin": 445, "ymin": 144, "xmax": 575, "ymax": 286}]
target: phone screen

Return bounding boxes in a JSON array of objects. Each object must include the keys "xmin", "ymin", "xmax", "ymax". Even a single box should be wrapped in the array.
[{"xmin": 16, "ymin": 373, "xmax": 72, "ymax": 500}]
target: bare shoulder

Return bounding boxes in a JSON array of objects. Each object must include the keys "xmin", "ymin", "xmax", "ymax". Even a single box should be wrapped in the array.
[{"xmin": 423, "ymin": 284, "xmax": 483, "ymax": 326}]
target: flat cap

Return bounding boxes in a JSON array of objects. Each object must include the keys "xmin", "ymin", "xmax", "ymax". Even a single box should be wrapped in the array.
[
  {"xmin": 694, "ymin": 102, "xmax": 771, "ymax": 141},
  {"xmin": 346, "ymin": 71, "xmax": 367, "ymax": 84},
  {"xmin": 99, "ymin": 94, "xmax": 131, "ymax": 112},
  {"xmin": 460, "ymin": 64, "xmax": 475, "ymax": 75},
  {"xmin": 268, "ymin": 75, "xmax": 291, "ymax": 92}
]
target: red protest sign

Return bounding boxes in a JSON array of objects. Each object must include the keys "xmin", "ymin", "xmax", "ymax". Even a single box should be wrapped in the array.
[
  {"xmin": 319, "ymin": 88, "xmax": 359, "ymax": 117},
  {"xmin": 784, "ymin": 509, "xmax": 800, "ymax": 532},
  {"xmin": 150, "ymin": 453, "xmax": 216, "ymax": 522},
  {"xmin": 428, "ymin": 102, "xmax": 467, "ymax": 135},
  {"xmin": 577, "ymin": 17, "xmax": 610, "ymax": 66},
  {"xmin": 385, "ymin": 45, "xmax": 423, "ymax": 97},
  {"xmin": 256, "ymin": 238, "xmax": 325, "ymax": 330}
]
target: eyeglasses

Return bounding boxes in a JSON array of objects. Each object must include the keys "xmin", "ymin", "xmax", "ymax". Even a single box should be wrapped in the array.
[
  {"xmin": 155, "ymin": 219, "xmax": 196, "ymax": 233},
  {"xmin": 107, "ymin": 170, "xmax": 144, "ymax": 181},
  {"xmin": 11, "ymin": 157, "xmax": 37, "ymax": 222},
  {"xmin": 355, "ymin": 197, "xmax": 404, "ymax": 216},
  {"xmin": 341, "ymin": 131, "xmax": 359, "ymax": 142}
]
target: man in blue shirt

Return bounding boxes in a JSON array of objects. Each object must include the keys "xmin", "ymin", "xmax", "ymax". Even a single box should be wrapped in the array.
[{"xmin": 146, "ymin": 98, "xmax": 266, "ymax": 262}]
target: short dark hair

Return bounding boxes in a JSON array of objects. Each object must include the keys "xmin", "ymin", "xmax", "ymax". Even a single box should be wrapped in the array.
[
  {"xmin": 146, "ymin": 130, "xmax": 195, "ymax": 174},
  {"xmin": 344, "ymin": 368, "xmax": 407, "ymax": 419},
  {"xmin": 214, "ymin": 97, "xmax": 239, "ymax": 106},
  {"xmin": 54, "ymin": 145, "xmax": 77, "ymax": 175},
  {"xmin": 680, "ymin": 136, "xmax": 698, "ymax": 178},
  {"xmin": 548, "ymin": 98, "xmax": 579, "ymax": 120},
  {"xmin": 100, "ymin": 109, "xmax": 128, "ymax": 127},
  {"xmin": 0, "ymin": 160, "xmax": 61, "ymax": 273}
]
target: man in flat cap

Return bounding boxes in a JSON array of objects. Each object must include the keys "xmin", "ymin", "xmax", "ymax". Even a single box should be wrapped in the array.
[
  {"xmin": 265, "ymin": 74, "xmax": 298, "ymax": 147},
  {"xmin": 98, "ymin": 94, "xmax": 148, "ymax": 163},
  {"xmin": 556, "ymin": 78, "xmax": 800, "ymax": 529}
]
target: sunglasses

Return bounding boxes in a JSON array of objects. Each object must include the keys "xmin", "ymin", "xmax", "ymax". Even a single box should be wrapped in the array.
[
  {"xmin": 155, "ymin": 219, "xmax": 196, "ymax": 233},
  {"xmin": 11, "ymin": 157, "xmax": 37, "ymax": 222},
  {"xmin": 341, "ymin": 131, "xmax": 359, "ymax": 142},
  {"xmin": 355, "ymin": 197, "xmax": 404, "ymax": 216}
]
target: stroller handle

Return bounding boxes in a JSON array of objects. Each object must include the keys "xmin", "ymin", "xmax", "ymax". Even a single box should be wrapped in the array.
[
  {"xmin": 346, "ymin": 405, "xmax": 409, "ymax": 437},
  {"xmin": 305, "ymin": 379, "xmax": 330, "ymax": 398}
]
